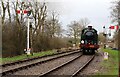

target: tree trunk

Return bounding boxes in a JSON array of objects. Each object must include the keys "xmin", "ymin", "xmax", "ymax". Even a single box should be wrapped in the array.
[
  {"xmin": 118, "ymin": 1, "xmax": 120, "ymax": 51},
  {"xmin": 7, "ymin": 0, "xmax": 11, "ymax": 23},
  {"xmin": 1, "ymin": 1, "xmax": 7, "ymax": 25}
]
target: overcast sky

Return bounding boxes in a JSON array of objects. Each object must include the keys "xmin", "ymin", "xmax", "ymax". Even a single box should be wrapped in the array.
[
  {"xmin": 46, "ymin": 0, "xmax": 116, "ymax": 35},
  {"xmin": 6, "ymin": 0, "xmax": 116, "ymax": 35}
]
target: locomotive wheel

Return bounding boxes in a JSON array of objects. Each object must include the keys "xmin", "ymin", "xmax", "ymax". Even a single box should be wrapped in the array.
[
  {"xmin": 82, "ymin": 49, "xmax": 95, "ymax": 55},
  {"xmin": 83, "ymin": 49, "xmax": 95, "ymax": 55},
  {"xmin": 82, "ymin": 49, "xmax": 86, "ymax": 55},
  {"xmin": 91, "ymin": 50, "xmax": 95, "ymax": 54}
]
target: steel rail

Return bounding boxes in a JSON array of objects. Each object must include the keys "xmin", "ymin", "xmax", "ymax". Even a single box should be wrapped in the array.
[
  {"xmin": 1, "ymin": 50, "xmax": 80, "ymax": 76},
  {"xmin": 1, "ymin": 49, "xmax": 79, "ymax": 67},
  {"xmin": 71, "ymin": 55, "xmax": 95, "ymax": 77},
  {"xmin": 39, "ymin": 54, "xmax": 83, "ymax": 77}
]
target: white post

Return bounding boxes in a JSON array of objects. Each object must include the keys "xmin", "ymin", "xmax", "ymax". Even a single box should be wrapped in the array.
[
  {"xmin": 27, "ymin": 17, "xmax": 30, "ymax": 55},
  {"xmin": 104, "ymin": 52, "xmax": 108, "ymax": 60}
]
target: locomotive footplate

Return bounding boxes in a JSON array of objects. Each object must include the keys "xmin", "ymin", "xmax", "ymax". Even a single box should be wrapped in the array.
[
  {"xmin": 89, "ymin": 45, "xmax": 94, "ymax": 48},
  {"xmin": 80, "ymin": 44, "xmax": 99, "ymax": 49}
]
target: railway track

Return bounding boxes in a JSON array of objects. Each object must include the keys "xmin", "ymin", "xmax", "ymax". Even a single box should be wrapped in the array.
[
  {"xmin": 71, "ymin": 55, "xmax": 95, "ymax": 77},
  {"xmin": 40, "ymin": 55, "xmax": 95, "ymax": 77},
  {"xmin": 1, "ymin": 49, "xmax": 80, "ymax": 76},
  {"xmin": 1, "ymin": 49, "xmax": 78, "ymax": 67}
]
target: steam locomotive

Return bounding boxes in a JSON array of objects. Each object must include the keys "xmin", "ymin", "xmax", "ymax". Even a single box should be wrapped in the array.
[{"xmin": 80, "ymin": 26, "xmax": 99, "ymax": 54}]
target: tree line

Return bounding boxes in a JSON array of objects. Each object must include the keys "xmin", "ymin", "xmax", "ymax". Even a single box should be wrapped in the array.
[
  {"xmin": 1, "ymin": 0, "xmax": 89, "ymax": 57},
  {"xmin": 111, "ymin": 0, "xmax": 120, "ymax": 49}
]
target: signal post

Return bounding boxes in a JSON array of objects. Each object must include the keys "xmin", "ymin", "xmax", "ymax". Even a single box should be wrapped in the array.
[{"xmin": 17, "ymin": 2, "xmax": 33, "ymax": 56}]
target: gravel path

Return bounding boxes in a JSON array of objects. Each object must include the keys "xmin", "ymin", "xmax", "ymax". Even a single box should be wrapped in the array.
[
  {"xmin": 46, "ymin": 55, "xmax": 93, "ymax": 75},
  {"xmin": 13, "ymin": 52, "xmax": 82, "ymax": 75},
  {"xmin": 2, "ymin": 51, "xmax": 79, "ymax": 73},
  {"xmin": 76, "ymin": 51, "xmax": 104, "ymax": 76}
]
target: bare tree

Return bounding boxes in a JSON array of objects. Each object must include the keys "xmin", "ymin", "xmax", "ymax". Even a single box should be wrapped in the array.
[
  {"xmin": 113, "ymin": 31, "xmax": 118, "ymax": 48},
  {"xmin": 0, "ymin": 3, "xmax": 2, "ymax": 16},
  {"xmin": 79, "ymin": 18, "xmax": 90, "ymax": 28},
  {"xmin": 12, "ymin": 0, "xmax": 20, "ymax": 25},
  {"xmin": 117, "ymin": 1, "xmax": 120, "ymax": 50},
  {"xmin": 1, "ymin": 0, "xmax": 8, "ymax": 25},
  {"xmin": 67, "ymin": 21, "xmax": 83, "ymax": 44},
  {"xmin": 1, "ymin": 0, "xmax": 69, "ymax": 57},
  {"xmin": 45, "ymin": 12, "xmax": 62, "ymax": 38},
  {"xmin": 31, "ymin": 1, "xmax": 40, "ymax": 34},
  {"xmin": 4, "ymin": 1, "xmax": 27, "ymax": 55},
  {"xmin": 31, "ymin": 2, "xmax": 47, "ymax": 35},
  {"xmin": 111, "ymin": 0, "xmax": 120, "ymax": 50},
  {"xmin": 7, "ymin": 0, "xmax": 11, "ymax": 23},
  {"xmin": 55, "ymin": 23, "xmax": 64, "ymax": 37},
  {"xmin": 98, "ymin": 32, "xmax": 106, "ymax": 44},
  {"xmin": 111, "ymin": 0, "xmax": 120, "ymax": 23}
]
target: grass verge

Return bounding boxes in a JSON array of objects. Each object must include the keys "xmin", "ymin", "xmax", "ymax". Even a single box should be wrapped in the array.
[
  {"xmin": 0, "ymin": 50, "xmax": 57, "ymax": 64},
  {"xmin": 97, "ymin": 48, "xmax": 119, "ymax": 76}
]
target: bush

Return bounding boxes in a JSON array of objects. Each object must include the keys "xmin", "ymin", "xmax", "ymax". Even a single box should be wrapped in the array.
[
  {"xmin": 2, "ymin": 22, "xmax": 26, "ymax": 57},
  {"xmin": 2, "ymin": 23, "xmax": 71, "ymax": 57}
]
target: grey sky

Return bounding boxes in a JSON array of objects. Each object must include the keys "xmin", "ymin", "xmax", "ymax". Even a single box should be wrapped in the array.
[
  {"xmin": 2, "ymin": 0, "xmax": 116, "ymax": 35},
  {"xmin": 47, "ymin": 0, "xmax": 115, "ymax": 35}
]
